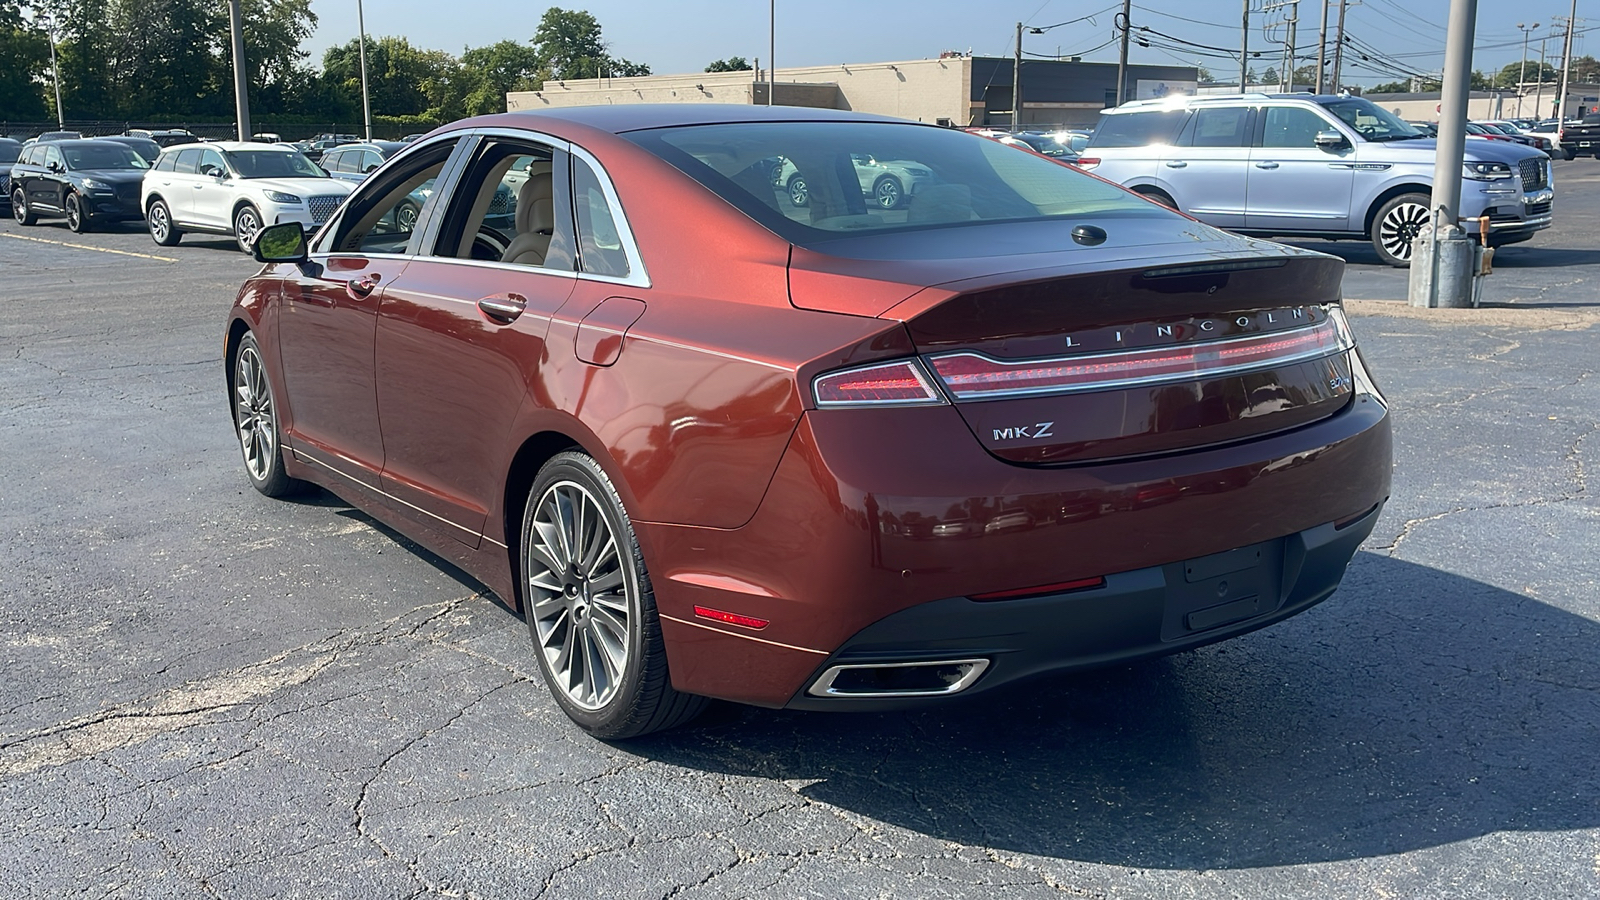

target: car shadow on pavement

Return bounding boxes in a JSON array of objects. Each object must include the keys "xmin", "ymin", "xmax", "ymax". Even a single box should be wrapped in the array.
[{"xmin": 629, "ymin": 551, "xmax": 1600, "ymax": 870}]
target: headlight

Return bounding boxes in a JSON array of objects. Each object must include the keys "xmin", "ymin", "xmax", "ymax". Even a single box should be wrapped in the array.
[
  {"xmin": 263, "ymin": 190, "xmax": 302, "ymax": 204},
  {"xmin": 81, "ymin": 177, "xmax": 110, "ymax": 191},
  {"xmin": 1462, "ymin": 161, "xmax": 1513, "ymax": 181}
]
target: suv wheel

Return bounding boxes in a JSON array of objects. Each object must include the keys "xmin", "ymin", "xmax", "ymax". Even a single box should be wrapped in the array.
[
  {"xmin": 148, "ymin": 199, "xmax": 182, "ymax": 246},
  {"xmin": 13, "ymin": 189, "xmax": 35, "ymax": 225},
  {"xmin": 233, "ymin": 204, "xmax": 263, "ymax": 253},
  {"xmin": 65, "ymin": 193, "xmax": 90, "ymax": 233},
  {"xmin": 1371, "ymin": 193, "xmax": 1431, "ymax": 267}
]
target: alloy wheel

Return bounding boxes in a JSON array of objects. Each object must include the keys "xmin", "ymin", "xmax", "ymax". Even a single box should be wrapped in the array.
[
  {"xmin": 233, "ymin": 345, "xmax": 277, "ymax": 483},
  {"xmin": 874, "ymin": 177, "xmax": 902, "ymax": 209},
  {"xmin": 396, "ymin": 203, "xmax": 418, "ymax": 231},
  {"xmin": 65, "ymin": 195, "xmax": 82, "ymax": 231},
  {"xmin": 525, "ymin": 480, "xmax": 633, "ymax": 711},
  {"xmin": 149, "ymin": 204, "xmax": 169, "ymax": 242},
  {"xmin": 234, "ymin": 206, "xmax": 262, "ymax": 252},
  {"xmin": 1378, "ymin": 201, "xmax": 1429, "ymax": 262}
]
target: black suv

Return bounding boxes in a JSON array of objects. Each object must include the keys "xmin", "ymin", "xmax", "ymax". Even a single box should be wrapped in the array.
[{"xmin": 10, "ymin": 139, "xmax": 150, "ymax": 232}]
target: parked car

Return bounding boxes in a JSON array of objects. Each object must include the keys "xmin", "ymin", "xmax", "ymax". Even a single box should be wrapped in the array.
[
  {"xmin": 1473, "ymin": 121, "xmax": 1554, "ymax": 154},
  {"xmin": 1081, "ymin": 93, "xmax": 1553, "ymax": 266},
  {"xmin": 10, "ymin": 138, "xmax": 149, "ymax": 232},
  {"xmin": 0, "ymin": 137, "xmax": 20, "ymax": 210},
  {"xmin": 1404, "ymin": 120, "xmax": 1438, "ymax": 136},
  {"xmin": 138, "ymin": 129, "xmax": 200, "ymax": 148},
  {"xmin": 1558, "ymin": 113, "xmax": 1600, "ymax": 158},
  {"xmin": 230, "ymin": 105, "xmax": 1391, "ymax": 738},
  {"xmin": 318, "ymin": 141, "xmax": 407, "ymax": 183},
  {"xmin": 777, "ymin": 151, "xmax": 936, "ymax": 209},
  {"xmin": 994, "ymin": 131, "xmax": 1078, "ymax": 159},
  {"xmin": 96, "ymin": 134, "xmax": 161, "ymax": 164},
  {"xmin": 141, "ymin": 141, "xmax": 352, "ymax": 251},
  {"xmin": 34, "ymin": 130, "xmax": 83, "ymax": 142}
]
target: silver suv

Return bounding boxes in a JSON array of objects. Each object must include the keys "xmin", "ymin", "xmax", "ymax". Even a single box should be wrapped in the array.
[{"xmin": 1080, "ymin": 94, "xmax": 1554, "ymax": 266}]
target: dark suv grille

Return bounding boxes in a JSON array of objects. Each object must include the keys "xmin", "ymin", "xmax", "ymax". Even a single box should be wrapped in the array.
[
  {"xmin": 308, "ymin": 195, "xmax": 341, "ymax": 224},
  {"xmin": 0, "ymin": 174, "xmax": 9, "ymax": 198},
  {"xmin": 1518, "ymin": 158, "xmax": 1547, "ymax": 191}
]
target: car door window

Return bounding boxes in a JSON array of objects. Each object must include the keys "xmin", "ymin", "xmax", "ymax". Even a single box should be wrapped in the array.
[
  {"xmin": 325, "ymin": 139, "xmax": 458, "ymax": 255},
  {"xmin": 572, "ymin": 157, "xmax": 631, "ymax": 278},
  {"xmin": 1181, "ymin": 107, "xmax": 1252, "ymax": 148},
  {"xmin": 173, "ymin": 149, "xmax": 202, "ymax": 174},
  {"xmin": 1262, "ymin": 107, "xmax": 1335, "ymax": 148},
  {"xmin": 154, "ymin": 151, "xmax": 177, "ymax": 172},
  {"xmin": 361, "ymin": 151, "xmax": 383, "ymax": 173},
  {"xmin": 197, "ymin": 148, "xmax": 227, "ymax": 177},
  {"xmin": 433, "ymin": 139, "xmax": 575, "ymax": 272},
  {"xmin": 43, "ymin": 145, "xmax": 63, "ymax": 171},
  {"xmin": 320, "ymin": 150, "xmax": 345, "ymax": 172}
]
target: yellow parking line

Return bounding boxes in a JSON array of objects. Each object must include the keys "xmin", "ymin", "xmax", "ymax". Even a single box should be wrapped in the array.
[{"xmin": 0, "ymin": 231, "xmax": 179, "ymax": 262}]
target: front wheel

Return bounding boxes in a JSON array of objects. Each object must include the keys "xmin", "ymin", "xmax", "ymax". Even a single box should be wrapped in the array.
[
  {"xmin": 786, "ymin": 173, "xmax": 809, "ymax": 208},
  {"xmin": 232, "ymin": 332, "xmax": 308, "ymax": 497},
  {"xmin": 65, "ymin": 193, "xmax": 91, "ymax": 233},
  {"xmin": 148, "ymin": 199, "xmax": 182, "ymax": 246},
  {"xmin": 872, "ymin": 175, "xmax": 903, "ymax": 209},
  {"xmin": 521, "ymin": 452, "xmax": 707, "ymax": 739},
  {"xmin": 1371, "ymin": 193, "xmax": 1431, "ymax": 267},
  {"xmin": 13, "ymin": 189, "xmax": 35, "ymax": 225},
  {"xmin": 233, "ymin": 204, "xmax": 263, "ymax": 253}
]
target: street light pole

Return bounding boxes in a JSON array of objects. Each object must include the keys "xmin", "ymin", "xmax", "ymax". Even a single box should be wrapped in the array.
[
  {"xmin": 227, "ymin": 0, "xmax": 251, "ymax": 140},
  {"xmin": 1330, "ymin": 0, "xmax": 1348, "ymax": 91},
  {"xmin": 1013, "ymin": 21, "xmax": 1023, "ymax": 129},
  {"xmin": 1516, "ymin": 23, "xmax": 1539, "ymax": 118},
  {"xmin": 357, "ymin": 0, "xmax": 372, "ymax": 139},
  {"xmin": 1555, "ymin": 0, "xmax": 1577, "ymax": 123},
  {"xmin": 1316, "ymin": 0, "xmax": 1330, "ymax": 93},
  {"xmin": 1534, "ymin": 35, "xmax": 1549, "ymax": 118},
  {"xmin": 768, "ymin": 0, "xmax": 775, "ymax": 106},
  {"xmin": 41, "ymin": 16, "xmax": 64, "ymax": 130},
  {"xmin": 1115, "ymin": 0, "xmax": 1132, "ymax": 105},
  {"xmin": 1240, "ymin": 0, "xmax": 1250, "ymax": 90}
]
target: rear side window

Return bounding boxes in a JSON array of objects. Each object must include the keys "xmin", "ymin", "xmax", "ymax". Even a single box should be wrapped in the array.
[
  {"xmin": 1181, "ymin": 107, "xmax": 1252, "ymax": 148},
  {"xmin": 1091, "ymin": 110, "xmax": 1189, "ymax": 148},
  {"xmin": 174, "ymin": 149, "xmax": 202, "ymax": 174},
  {"xmin": 573, "ymin": 157, "xmax": 631, "ymax": 279},
  {"xmin": 154, "ymin": 152, "xmax": 177, "ymax": 172}
]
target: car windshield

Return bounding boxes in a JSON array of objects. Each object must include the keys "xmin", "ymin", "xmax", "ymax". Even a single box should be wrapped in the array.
[
  {"xmin": 62, "ymin": 143, "xmax": 149, "ymax": 170},
  {"xmin": 1319, "ymin": 98, "xmax": 1425, "ymax": 141},
  {"xmin": 627, "ymin": 121, "xmax": 1164, "ymax": 245},
  {"xmin": 225, "ymin": 149, "xmax": 325, "ymax": 178},
  {"xmin": 0, "ymin": 144, "xmax": 19, "ymax": 164}
]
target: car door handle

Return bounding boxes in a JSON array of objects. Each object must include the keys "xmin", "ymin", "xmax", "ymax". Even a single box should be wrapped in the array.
[
  {"xmin": 346, "ymin": 273, "xmax": 381, "ymax": 300},
  {"xmin": 1164, "ymin": 160, "xmax": 1188, "ymax": 168},
  {"xmin": 1255, "ymin": 161, "xmax": 1281, "ymax": 169},
  {"xmin": 477, "ymin": 293, "xmax": 527, "ymax": 323}
]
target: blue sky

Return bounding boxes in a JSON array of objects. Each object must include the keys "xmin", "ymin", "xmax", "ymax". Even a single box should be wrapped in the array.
[{"xmin": 308, "ymin": 0, "xmax": 1590, "ymax": 84}]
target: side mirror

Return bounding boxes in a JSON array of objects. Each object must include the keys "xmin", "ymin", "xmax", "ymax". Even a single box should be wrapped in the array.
[
  {"xmin": 1314, "ymin": 130, "xmax": 1349, "ymax": 150},
  {"xmin": 253, "ymin": 222, "xmax": 308, "ymax": 263},
  {"xmin": 47, "ymin": 161, "xmax": 63, "ymax": 173},
  {"xmin": 362, "ymin": 162, "xmax": 380, "ymax": 173}
]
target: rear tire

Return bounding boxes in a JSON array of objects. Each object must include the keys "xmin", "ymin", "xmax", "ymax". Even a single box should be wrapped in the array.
[
  {"xmin": 1136, "ymin": 188, "xmax": 1178, "ymax": 210},
  {"xmin": 520, "ymin": 451, "xmax": 707, "ymax": 739},
  {"xmin": 13, "ymin": 189, "xmax": 35, "ymax": 225},
  {"xmin": 147, "ymin": 199, "xmax": 182, "ymax": 246},
  {"xmin": 1371, "ymin": 192, "xmax": 1431, "ymax": 267}
]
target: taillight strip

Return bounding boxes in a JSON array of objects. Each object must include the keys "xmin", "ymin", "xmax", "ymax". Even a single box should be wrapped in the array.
[{"xmin": 930, "ymin": 319, "xmax": 1351, "ymax": 400}]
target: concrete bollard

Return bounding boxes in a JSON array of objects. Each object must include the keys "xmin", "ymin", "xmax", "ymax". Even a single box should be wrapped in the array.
[{"xmin": 1407, "ymin": 225, "xmax": 1476, "ymax": 309}]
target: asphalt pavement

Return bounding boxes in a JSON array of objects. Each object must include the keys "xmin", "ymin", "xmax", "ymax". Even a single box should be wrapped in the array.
[{"xmin": 1, "ymin": 160, "xmax": 1597, "ymax": 899}]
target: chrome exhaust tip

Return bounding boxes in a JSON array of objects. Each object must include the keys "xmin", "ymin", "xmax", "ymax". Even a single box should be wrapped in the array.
[{"xmin": 805, "ymin": 658, "xmax": 990, "ymax": 698}]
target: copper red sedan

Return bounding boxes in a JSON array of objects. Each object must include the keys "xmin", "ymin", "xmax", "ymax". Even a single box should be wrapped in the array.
[{"xmin": 229, "ymin": 106, "xmax": 1391, "ymax": 738}]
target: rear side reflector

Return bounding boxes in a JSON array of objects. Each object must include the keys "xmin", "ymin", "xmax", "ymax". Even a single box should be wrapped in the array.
[
  {"xmin": 693, "ymin": 606, "xmax": 770, "ymax": 630},
  {"xmin": 813, "ymin": 359, "xmax": 947, "ymax": 407},
  {"xmin": 971, "ymin": 576, "xmax": 1106, "ymax": 601},
  {"xmin": 930, "ymin": 318, "xmax": 1351, "ymax": 400}
]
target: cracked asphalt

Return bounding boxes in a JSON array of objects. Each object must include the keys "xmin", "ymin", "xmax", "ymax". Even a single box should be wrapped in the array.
[{"xmin": 2, "ymin": 160, "xmax": 1597, "ymax": 899}]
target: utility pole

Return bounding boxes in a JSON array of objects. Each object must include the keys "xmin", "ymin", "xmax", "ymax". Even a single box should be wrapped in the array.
[
  {"xmin": 1516, "ymin": 23, "xmax": 1539, "ymax": 118},
  {"xmin": 1408, "ymin": 0, "xmax": 1477, "ymax": 309},
  {"xmin": 227, "ymin": 0, "xmax": 251, "ymax": 141},
  {"xmin": 1534, "ymin": 35, "xmax": 1549, "ymax": 118},
  {"xmin": 1555, "ymin": 1, "xmax": 1577, "ymax": 123},
  {"xmin": 1316, "ymin": 0, "xmax": 1330, "ymax": 92},
  {"xmin": 768, "ymin": 0, "xmax": 775, "ymax": 106},
  {"xmin": 1116, "ymin": 0, "xmax": 1132, "ymax": 105},
  {"xmin": 1240, "ymin": 0, "xmax": 1250, "ymax": 90},
  {"xmin": 1013, "ymin": 21, "xmax": 1023, "ymax": 128},
  {"xmin": 1330, "ymin": 0, "xmax": 1348, "ymax": 92},
  {"xmin": 357, "ymin": 0, "xmax": 372, "ymax": 139}
]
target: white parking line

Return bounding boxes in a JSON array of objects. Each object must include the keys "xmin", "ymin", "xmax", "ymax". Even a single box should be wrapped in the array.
[{"xmin": 0, "ymin": 232, "xmax": 178, "ymax": 262}]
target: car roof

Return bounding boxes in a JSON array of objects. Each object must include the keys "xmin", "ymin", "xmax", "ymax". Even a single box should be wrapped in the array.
[
  {"xmin": 477, "ymin": 104, "xmax": 914, "ymax": 135},
  {"xmin": 1103, "ymin": 92, "xmax": 1362, "ymax": 114},
  {"xmin": 159, "ymin": 141, "xmax": 294, "ymax": 152},
  {"xmin": 333, "ymin": 141, "xmax": 406, "ymax": 153}
]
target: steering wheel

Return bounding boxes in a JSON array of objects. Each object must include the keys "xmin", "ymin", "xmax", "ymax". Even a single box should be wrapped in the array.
[{"xmin": 469, "ymin": 225, "xmax": 512, "ymax": 261}]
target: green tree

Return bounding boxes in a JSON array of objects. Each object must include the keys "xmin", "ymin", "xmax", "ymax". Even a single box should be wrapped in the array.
[
  {"xmin": 323, "ymin": 36, "xmax": 455, "ymax": 119},
  {"xmin": 0, "ymin": 1, "xmax": 51, "ymax": 119},
  {"xmin": 1261, "ymin": 66, "xmax": 1279, "ymax": 85},
  {"xmin": 457, "ymin": 39, "xmax": 542, "ymax": 115},
  {"xmin": 704, "ymin": 56, "xmax": 751, "ymax": 73},
  {"xmin": 1494, "ymin": 60, "xmax": 1559, "ymax": 88},
  {"xmin": 531, "ymin": 7, "xmax": 648, "ymax": 81}
]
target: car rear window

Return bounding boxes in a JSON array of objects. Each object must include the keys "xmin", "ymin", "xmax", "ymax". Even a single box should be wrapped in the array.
[
  {"xmin": 1090, "ymin": 110, "xmax": 1189, "ymax": 148},
  {"xmin": 624, "ymin": 121, "xmax": 1162, "ymax": 245}
]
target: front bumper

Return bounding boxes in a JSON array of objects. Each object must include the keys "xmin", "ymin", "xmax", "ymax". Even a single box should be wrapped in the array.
[
  {"xmin": 82, "ymin": 191, "xmax": 142, "ymax": 220},
  {"xmin": 785, "ymin": 502, "xmax": 1382, "ymax": 710}
]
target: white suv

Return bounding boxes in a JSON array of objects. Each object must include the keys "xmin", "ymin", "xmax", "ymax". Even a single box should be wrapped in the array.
[{"xmin": 141, "ymin": 142, "xmax": 352, "ymax": 251}]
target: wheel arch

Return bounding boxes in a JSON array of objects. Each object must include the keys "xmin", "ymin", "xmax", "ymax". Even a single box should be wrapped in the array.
[
  {"xmin": 144, "ymin": 192, "xmax": 168, "ymax": 214},
  {"xmin": 1362, "ymin": 183, "xmax": 1432, "ymax": 235},
  {"xmin": 223, "ymin": 317, "xmax": 253, "ymax": 411},
  {"xmin": 501, "ymin": 430, "xmax": 586, "ymax": 612}
]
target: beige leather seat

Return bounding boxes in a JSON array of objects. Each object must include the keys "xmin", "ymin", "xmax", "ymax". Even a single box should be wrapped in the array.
[{"xmin": 503, "ymin": 173, "xmax": 555, "ymax": 267}]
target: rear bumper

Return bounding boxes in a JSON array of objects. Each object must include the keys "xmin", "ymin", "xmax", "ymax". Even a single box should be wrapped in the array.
[
  {"xmin": 784, "ymin": 502, "xmax": 1382, "ymax": 710},
  {"xmin": 645, "ymin": 391, "xmax": 1392, "ymax": 708}
]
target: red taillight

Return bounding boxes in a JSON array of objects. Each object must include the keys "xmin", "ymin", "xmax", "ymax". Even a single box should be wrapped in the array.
[
  {"xmin": 813, "ymin": 360, "xmax": 946, "ymax": 407},
  {"xmin": 1074, "ymin": 156, "xmax": 1101, "ymax": 169},
  {"xmin": 930, "ymin": 319, "xmax": 1350, "ymax": 400},
  {"xmin": 693, "ymin": 606, "xmax": 770, "ymax": 630},
  {"xmin": 972, "ymin": 576, "xmax": 1105, "ymax": 601}
]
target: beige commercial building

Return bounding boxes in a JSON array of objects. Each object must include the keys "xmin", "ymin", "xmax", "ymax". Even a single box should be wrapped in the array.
[
  {"xmin": 1367, "ymin": 83, "xmax": 1600, "ymax": 122},
  {"xmin": 508, "ymin": 57, "xmax": 1199, "ymax": 130}
]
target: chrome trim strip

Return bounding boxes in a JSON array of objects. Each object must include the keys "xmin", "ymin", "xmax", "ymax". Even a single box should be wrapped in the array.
[
  {"xmin": 929, "ymin": 320, "xmax": 1351, "ymax": 401},
  {"xmin": 659, "ymin": 614, "xmax": 829, "ymax": 655},
  {"xmin": 295, "ymin": 452, "xmax": 482, "ymax": 542},
  {"xmin": 805, "ymin": 658, "xmax": 991, "ymax": 698}
]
